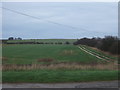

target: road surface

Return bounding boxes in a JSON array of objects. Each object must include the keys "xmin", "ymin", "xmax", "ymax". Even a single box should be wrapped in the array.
[{"xmin": 2, "ymin": 80, "xmax": 118, "ymax": 88}]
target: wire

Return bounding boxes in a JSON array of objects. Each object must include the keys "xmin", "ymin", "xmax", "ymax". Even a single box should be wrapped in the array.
[
  {"xmin": 1, "ymin": 7, "xmax": 110, "ymax": 35},
  {"xmin": 2, "ymin": 7, "xmax": 78, "ymax": 29}
]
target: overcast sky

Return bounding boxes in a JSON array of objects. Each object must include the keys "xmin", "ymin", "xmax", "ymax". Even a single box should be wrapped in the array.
[{"xmin": 2, "ymin": 2, "xmax": 118, "ymax": 39}]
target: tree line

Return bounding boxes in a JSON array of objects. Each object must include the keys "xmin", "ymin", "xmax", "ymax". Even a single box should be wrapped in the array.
[
  {"xmin": 5, "ymin": 41, "xmax": 70, "ymax": 45},
  {"xmin": 1, "ymin": 37, "xmax": 71, "ymax": 45},
  {"xmin": 8, "ymin": 37, "xmax": 22, "ymax": 40},
  {"xmin": 73, "ymin": 36, "xmax": 120, "ymax": 55},
  {"xmin": 2, "ymin": 36, "xmax": 120, "ymax": 55}
]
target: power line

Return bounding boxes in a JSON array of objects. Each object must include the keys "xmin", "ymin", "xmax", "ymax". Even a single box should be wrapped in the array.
[
  {"xmin": 1, "ymin": 7, "xmax": 110, "ymax": 35},
  {"xmin": 2, "ymin": 7, "xmax": 77, "ymax": 29}
]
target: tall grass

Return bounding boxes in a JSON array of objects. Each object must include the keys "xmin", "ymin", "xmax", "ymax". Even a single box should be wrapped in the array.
[{"xmin": 2, "ymin": 62, "xmax": 118, "ymax": 71}]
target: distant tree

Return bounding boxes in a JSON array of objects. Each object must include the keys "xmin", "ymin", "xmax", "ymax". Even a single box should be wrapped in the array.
[
  {"xmin": 118, "ymin": 41, "xmax": 120, "ymax": 54},
  {"xmin": 109, "ymin": 42, "xmax": 118, "ymax": 54},
  {"xmin": 58, "ymin": 42, "xmax": 62, "ymax": 44},
  {"xmin": 73, "ymin": 36, "xmax": 120, "ymax": 55},
  {"xmin": 15, "ymin": 38, "xmax": 17, "ymax": 40},
  {"xmin": 73, "ymin": 42, "xmax": 78, "ymax": 45},
  {"xmin": 39, "ymin": 42, "xmax": 44, "ymax": 44},
  {"xmin": 100, "ymin": 36, "xmax": 117, "ymax": 51},
  {"xmin": 73, "ymin": 37, "xmax": 97, "ymax": 47},
  {"xmin": 8, "ymin": 37, "xmax": 14, "ymax": 40},
  {"xmin": 17, "ymin": 37, "xmax": 22, "ymax": 40},
  {"xmin": 65, "ymin": 41, "xmax": 70, "ymax": 44},
  {"xmin": 50, "ymin": 42, "xmax": 53, "ymax": 44}
]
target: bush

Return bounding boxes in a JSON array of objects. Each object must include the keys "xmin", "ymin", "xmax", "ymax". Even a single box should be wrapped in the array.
[
  {"xmin": 73, "ymin": 36, "xmax": 120, "ymax": 55},
  {"xmin": 65, "ymin": 41, "xmax": 70, "ymax": 44}
]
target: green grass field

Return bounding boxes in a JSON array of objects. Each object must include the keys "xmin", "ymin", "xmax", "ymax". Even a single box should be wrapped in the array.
[
  {"xmin": 2, "ymin": 40, "xmax": 118, "ymax": 83},
  {"xmin": 3, "ymin": 44, "xmax": 103, "ymax": 64}
]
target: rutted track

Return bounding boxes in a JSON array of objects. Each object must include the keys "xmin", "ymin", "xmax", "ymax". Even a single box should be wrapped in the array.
[{"xmin": 78, "ymin": 46, "xmax": 112, "ymax": 63}]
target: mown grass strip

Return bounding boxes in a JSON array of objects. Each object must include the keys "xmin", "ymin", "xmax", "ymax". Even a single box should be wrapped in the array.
[{"xmin": 3, "ymin": 70, "xmax": 118, "ymax": 83}]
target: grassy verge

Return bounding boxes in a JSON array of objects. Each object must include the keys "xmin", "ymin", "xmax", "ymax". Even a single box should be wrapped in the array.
[{"xmin": 2, "ymin": 70, "xmax": 118, "ymax": 83}]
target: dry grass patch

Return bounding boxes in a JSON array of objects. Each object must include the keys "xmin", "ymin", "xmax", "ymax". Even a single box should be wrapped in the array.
[
  {"xmin": 37, "ymin": 58, "xmax": 54, "ymax": 62},
  {"xmin": 61, "ymin": 50, "xmax": 76, "ymax": 55},
  {"xmin": 2, "ymin": 62, "xmax": 118, "ymax": 71}
]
